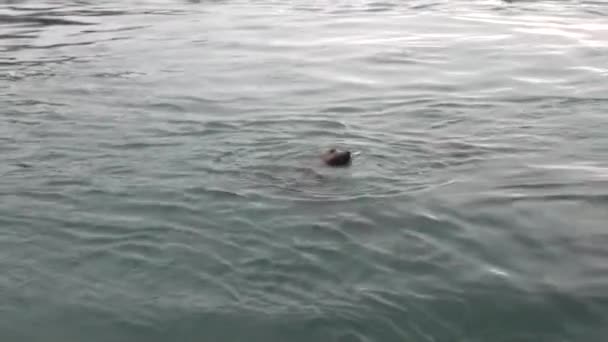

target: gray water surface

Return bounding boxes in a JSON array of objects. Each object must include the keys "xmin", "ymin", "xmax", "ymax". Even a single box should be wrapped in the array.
[{"xmin": 2, "ymin": 0, "xmax": 608, "ymax": 341}]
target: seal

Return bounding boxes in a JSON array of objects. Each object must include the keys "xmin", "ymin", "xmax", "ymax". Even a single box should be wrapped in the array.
[{"xmin": 321, "ymin": 148, "xmax": 352, "ymax": 167}]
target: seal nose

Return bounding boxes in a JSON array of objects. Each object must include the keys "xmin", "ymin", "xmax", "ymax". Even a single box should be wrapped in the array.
[{"xmin": 342, "ymin": 151, "xmax": 352, "ymax": 163}]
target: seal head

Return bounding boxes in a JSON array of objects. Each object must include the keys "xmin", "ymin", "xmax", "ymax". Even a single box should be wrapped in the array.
[{"xmin": 321, "ymin": 148, "xmax": 352, "ymax": 167}]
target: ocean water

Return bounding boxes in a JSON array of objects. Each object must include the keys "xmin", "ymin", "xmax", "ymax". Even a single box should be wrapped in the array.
[{"xmin": 1, "ymin": 0, "xmax": 608, "ymax": 341}]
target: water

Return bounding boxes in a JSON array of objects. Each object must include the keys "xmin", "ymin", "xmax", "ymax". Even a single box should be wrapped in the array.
[{"xmin": 2, "ymin": 0, "xmax": 608, "ymax": 340}]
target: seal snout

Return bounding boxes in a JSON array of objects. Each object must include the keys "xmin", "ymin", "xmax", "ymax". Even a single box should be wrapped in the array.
[{"xmin": 322, "ymin": 148, "xmax": 352, "ymax": 167}]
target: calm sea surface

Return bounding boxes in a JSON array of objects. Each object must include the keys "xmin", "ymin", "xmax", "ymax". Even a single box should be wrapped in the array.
[{"xmin": 1, "ymin": 0, "xmax": 608, "ymax": 341}]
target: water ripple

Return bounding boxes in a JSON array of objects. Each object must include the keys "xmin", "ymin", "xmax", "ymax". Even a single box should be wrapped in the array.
[{"xmin": 2, "ymin": 0, "xmax": 608, "ymax": 341}]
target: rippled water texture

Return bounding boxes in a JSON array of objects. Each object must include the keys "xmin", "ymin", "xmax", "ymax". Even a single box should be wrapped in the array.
[{"xmin": 2, "ymin": 0, "xmax": 608, "ymax": 341}]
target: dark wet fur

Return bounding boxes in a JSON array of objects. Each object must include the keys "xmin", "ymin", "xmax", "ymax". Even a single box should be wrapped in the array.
[{"xmin": 322, "ymin": 149, "xmax": 352, "ymax": 167}]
